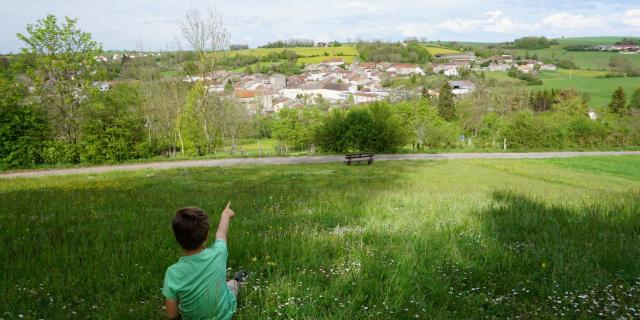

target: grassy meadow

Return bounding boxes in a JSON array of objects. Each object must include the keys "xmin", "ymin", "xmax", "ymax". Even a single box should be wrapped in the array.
[
  {"xmin": 423, "ymin": 45, "xmax": 460, "ymax": 55},
  {"xmin": 534, "ymin": 70, "xmax": 640, "ymax": 109},
  {"xmin": 554, "ymin": 37, "xmax": 640, "ymax": 46},
  {"xmin": 486, "ymin": 69, "xmax": 639, "ymax": 109},
  {"xmin": 227, "ymin": 45, "xmax": 458, "ymax": 70},
  {"xmin": 1, "ymin": 156, "xmax": 640, "ymax": 319},
  {"xmin": 504, "ymin": 46, "xmax": 640, "ymax": 71},
  {"xmin": 229, "ymin": 46, "xmax": 359, "ymax": 69}
]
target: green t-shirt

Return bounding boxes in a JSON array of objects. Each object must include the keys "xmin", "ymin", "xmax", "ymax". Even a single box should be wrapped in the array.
[{"xmin": 162, "ymin": 240, "xmax": 237, "ymax": 320}]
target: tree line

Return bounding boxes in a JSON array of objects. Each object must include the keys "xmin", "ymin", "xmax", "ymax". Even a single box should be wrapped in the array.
[{"xmin": 271, "ymin": 84, "xmax": 640, "ymax": 154}]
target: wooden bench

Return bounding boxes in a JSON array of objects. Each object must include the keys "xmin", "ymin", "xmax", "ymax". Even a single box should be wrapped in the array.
[{"xmin": 345, "ymin": 153, "xmax": 374, "ymax": 165}]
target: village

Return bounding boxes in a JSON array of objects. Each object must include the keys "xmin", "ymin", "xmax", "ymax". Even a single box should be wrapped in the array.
[{"xmin": 168, "ymin": 50, "xmax": 558, "ymax": 115}]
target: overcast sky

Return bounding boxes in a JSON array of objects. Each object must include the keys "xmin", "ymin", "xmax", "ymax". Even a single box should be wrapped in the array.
[{"xmin": 1, "ymin": 0, "xmax": 639, "ymax": 53}]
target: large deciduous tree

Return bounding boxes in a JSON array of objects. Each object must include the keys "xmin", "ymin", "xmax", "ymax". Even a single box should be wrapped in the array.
[
  {"xmin": 179, "ymin": 7, "xmax": 229, "ymax": 153},
  {"xmin": 17, "ymin": 14, "xmax": 101, "ymax": 161}
]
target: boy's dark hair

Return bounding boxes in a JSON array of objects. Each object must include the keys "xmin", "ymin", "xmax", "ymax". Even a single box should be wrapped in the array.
[{"xmin": 172, "ymin": 207, "xmax": 210, "ymax": 250}]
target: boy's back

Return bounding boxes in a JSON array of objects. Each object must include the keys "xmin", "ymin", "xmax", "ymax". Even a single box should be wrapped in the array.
[
  {"xmin": 163, "ymin": 239, "xmax": 236, "ymax": 319},
  {"xmin": 162, "ymin": 205, "xmax": 241, "ymax": 320}
]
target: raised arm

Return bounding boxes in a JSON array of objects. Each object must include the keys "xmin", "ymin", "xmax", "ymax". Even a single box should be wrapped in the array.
[{"xmin": 215, "ymin": 202, "xmax": 235, "ymax": 242}]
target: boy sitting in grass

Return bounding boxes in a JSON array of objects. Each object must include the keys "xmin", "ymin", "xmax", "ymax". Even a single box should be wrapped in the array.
[{"xmin": 162, "ymin": 203, "xmax": 247, "ymax": 320}]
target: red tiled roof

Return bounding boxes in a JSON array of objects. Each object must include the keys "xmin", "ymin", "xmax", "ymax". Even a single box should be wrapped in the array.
[{"xmin": 234, "ymin": 90, "xmax": 255, "ymax": 98}]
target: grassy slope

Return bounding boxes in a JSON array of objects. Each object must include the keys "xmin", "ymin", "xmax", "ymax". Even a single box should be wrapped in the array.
[
  {"xmin": 504, "ymin": 45, "xmax": 640, "ymax": 70},
  {"xmin": 486, "ymin": 69, "xmax": 638, "ymax": 109},
  {"xmin": 1, "ymin": 157, "xmax": 639, "ymax": 319},
  {"xmin": 423, "ymin": 45, "xmax": 461, "ymax": 55},
  {"xmin": 555, "ymin": 36, "xmax": 640, "ymax": 46},
  {"xmin": 228, "ymin": 45, "xmax": 456, "ymax": 70},
  {"xmin": 231, "ymin": 47, "xmax": 359, "ymax": 57},
  {"xmin": 534, "ymin": 70, "xmax": 639, "ymax": 109}
]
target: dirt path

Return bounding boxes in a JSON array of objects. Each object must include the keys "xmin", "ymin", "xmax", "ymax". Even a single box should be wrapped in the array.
[{"xmin": 2, "ymin": 151, "xmax": 639, "ymax": 178}]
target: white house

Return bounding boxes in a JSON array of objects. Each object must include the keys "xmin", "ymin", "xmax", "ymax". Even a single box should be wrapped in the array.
[
  {"xmin": 301, "ymin": 83, "xmax": 350, "ymax": 102},
  {"xmin": 444, "ymin": 68, "xmax": 459, "ymax": 77},
  {"xmin": 387, "ymin": 63, "xmax": 424, "ymax": 76},
  {"xmin": 540, "ymin": 64, "xmax": 557, "ymax": 71},
  {"xmin": 322, "ymin": 58, "xmax": 345, "ymax": 67},
  {"xmin": 306, "ymin": 72, "xmax": 327, "ymax": 81},
  {"xmin": 433, "ymin": 62, "xmax": 469, "ymax": 76},
  {"xmin": 273, "ymin": 98, "xmax": 292, "ymax": 113},
  {"xmin": 448, "ymin": 80, "xmax": 475, "ymax": 95},
  {"xmin": 353, "ymin": 92, "xmax": 379, "ymax": 104},
  {"xmin": 487, "ymin": 63, "xmax": 510, "ymax": 72}
]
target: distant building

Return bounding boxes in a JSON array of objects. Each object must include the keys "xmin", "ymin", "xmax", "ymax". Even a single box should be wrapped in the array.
[
  {"xmin": 321, "ymin": 58, "xmax": 345, "ymax": 67},
  {"xmin": 612, "ymin": 45, "xmax": 640, "ymax": 52},
  {"xmin": 432, "ymin": 62, "xmax": 466, "ymax": 76},
  {"xmin": 269, "ymin": 73, "xmax": 287, "ymax": 90},
  {"xmin": 353, "ymin": 92, "xmax": 379, "ymax": 104},
  {"xmin": 436, "ymin": 52, "xmax": 476, "ymax": 62},
  {"xmin": 448, "ymin": 80, "xmax": 475, "ymax": 95},
  {"xmin": 387, "ymin": 63, "xmax": 424, "ymax": 76},
  {"xmin": 540, "ymin": 64, "xmax": 557, "ymax": 71}
]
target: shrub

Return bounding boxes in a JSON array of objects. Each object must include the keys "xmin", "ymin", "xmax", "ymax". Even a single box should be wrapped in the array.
[
  {"xmin": 501, "ymin": 111, "xmax": 564, "ymax": 149},
  {"xmin": 81, "ymin": 84, "xmax": 147, "ymax": 162},
  {"xmin": 316, "ymin": 103, "xmax": 408, "ymax": 153}
]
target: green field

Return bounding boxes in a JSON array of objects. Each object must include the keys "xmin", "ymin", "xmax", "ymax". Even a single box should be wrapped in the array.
[
  {"xmin": 505, "ymin": 46, "xmax": 640, "ymax": 71},
  {"xmin": 226, "ymin": 46, "xmax": 359, "ymax": 70},
  {"xmin": 227, "ymin": 45, "xmax": 459, "ymax": 67},
  {"xmin": 423, "ymin": 45, "xmax": 460, "ymax": 55},
  {"xmin": 534, "ymin": 70, "xmax": 639, "ymax": 109},
  {"xmin": 297, "ymin": 55, "xmax": 356, "ymax": 65},
  {"xmin": 2, "ymin": 156, "xmax": 639, "ymax": 319},
  {"xmin": 231, "ymin": 46, "xmax": 359, "ymax": 58},
  {"xmin": 554, "ymin": 36, "xmax": 640, "ymax": 46}
]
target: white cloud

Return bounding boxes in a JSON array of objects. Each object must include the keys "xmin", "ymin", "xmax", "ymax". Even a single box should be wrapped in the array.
[
  {"xmin": 332, "ymin": 2, "xmax": 378, "ymax": 12},
  {"xmin": 396, "ymin": 22, "xmax": 434, "ymax": 37},
  {"xmin": 483, "ymin": 11, "xmax": 531, "ymax": 33},
  {"xmin": 621, "ymin": 9, "xmax": 640, "ymax": 28},
  {"xmin": 541, "ymin": 12, "xmax": 606, "ymax": 31},
  {"xmin": 436, "ymin": 11, "xmax": 531, "ymax": 34}
]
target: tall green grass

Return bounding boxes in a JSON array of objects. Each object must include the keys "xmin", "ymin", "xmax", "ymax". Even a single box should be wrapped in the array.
[{"xmin": 1, "ymin": 157, "xmax": 639, "ymax": 319}]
